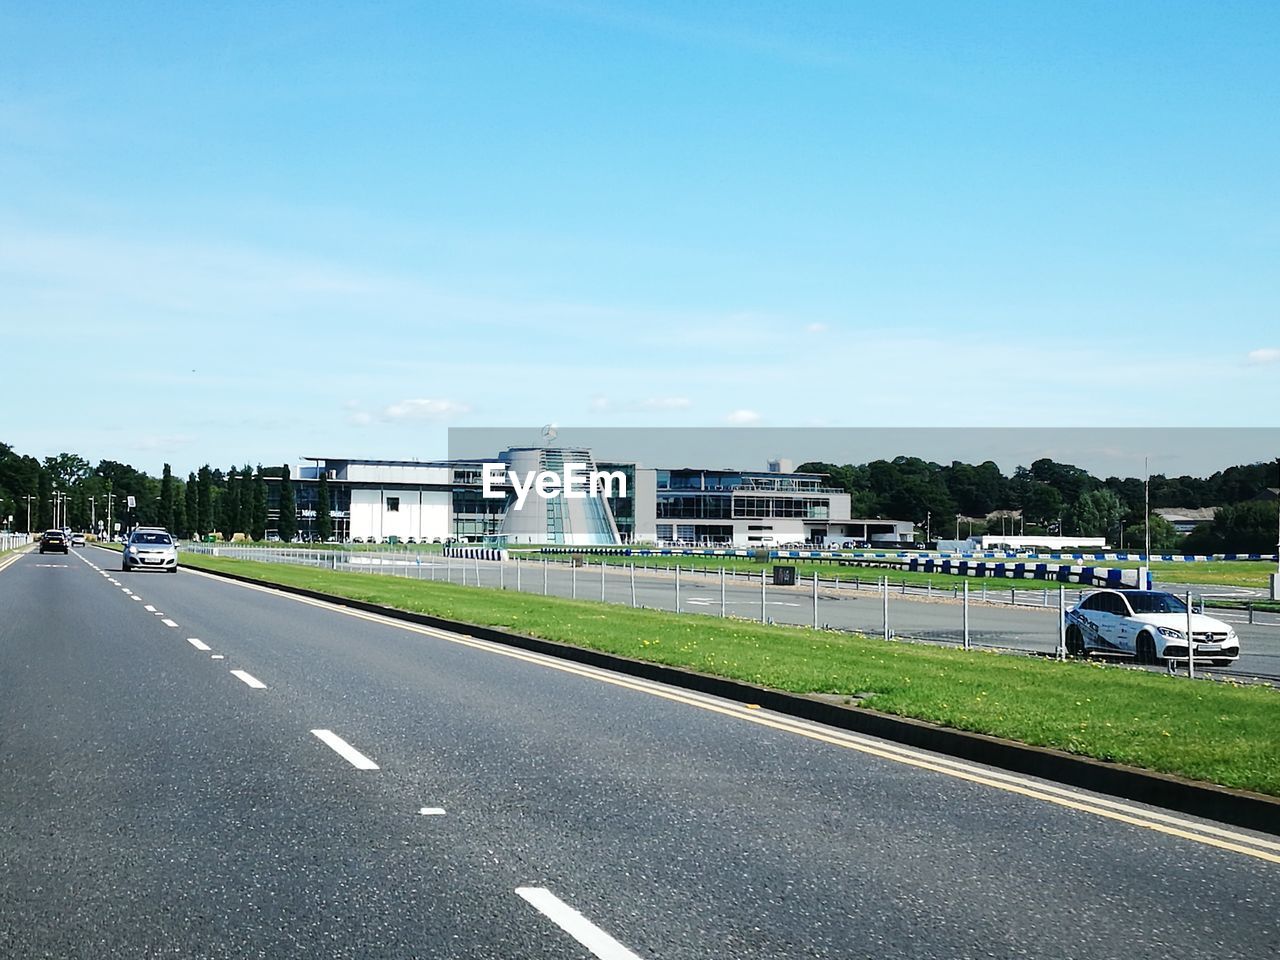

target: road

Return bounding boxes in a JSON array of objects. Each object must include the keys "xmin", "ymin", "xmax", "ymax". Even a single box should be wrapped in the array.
[
  {"xmin": 212, "ymin": 548, "xmax": 1280, "ymax": 680},
  {"xmin": 3, "ymin": 546, "xmax": 1277, "ymax": 959}
]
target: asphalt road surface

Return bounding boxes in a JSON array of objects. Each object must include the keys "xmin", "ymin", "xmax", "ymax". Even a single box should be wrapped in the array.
[{"xmin": 2, "ymin": 547, "xmax": 1277, "ymax": 959}]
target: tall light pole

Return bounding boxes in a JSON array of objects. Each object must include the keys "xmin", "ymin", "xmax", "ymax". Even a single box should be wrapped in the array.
[{"xmin": 22, "ymin": 494, "xmax": 35, "ymax": 533}]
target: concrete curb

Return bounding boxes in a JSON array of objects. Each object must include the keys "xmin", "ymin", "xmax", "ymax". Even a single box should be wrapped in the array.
[{"xmin": 185, "ymin": 558, "xmax": 1280, "ymax": 837}]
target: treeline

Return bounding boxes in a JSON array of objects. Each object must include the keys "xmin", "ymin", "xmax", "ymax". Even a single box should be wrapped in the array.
[
  {"xmin": 796, "ymin": 456, "xmax": 1279, "ymax": 551},
  {"xmin": 0, "ymin": 441, "xmax": 317, "ymax": 542}
]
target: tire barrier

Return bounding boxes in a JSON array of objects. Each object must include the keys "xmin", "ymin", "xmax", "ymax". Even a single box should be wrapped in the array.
[
  {"xmin": 537, "ymin": 545, "xmax": 1276, "ymax": 567},
  {"xmin": 443, "ymin": 546, "xmax": 508, "ymax": 561},
  {"xmin": 897, "ymin": 556, "xmax": 1150, "ymax": 589}
]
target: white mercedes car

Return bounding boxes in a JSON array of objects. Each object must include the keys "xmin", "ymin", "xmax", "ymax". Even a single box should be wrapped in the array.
[{"xmin": 1064, "ymin": 589, "xmax": 1240, "ymax": 666}]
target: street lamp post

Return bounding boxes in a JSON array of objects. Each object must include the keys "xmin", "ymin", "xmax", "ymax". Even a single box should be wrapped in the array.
[{"xmin": 22, "ymin": 494, "xmax": 36, "ymax": 533}]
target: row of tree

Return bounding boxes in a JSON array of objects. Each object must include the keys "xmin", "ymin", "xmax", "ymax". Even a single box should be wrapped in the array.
[
  {"xmin": 3, "ymin": 440, "xmax": 1275, "ymax": 550},
  {"xmin": 0, "ymin": 442, "xmax": 336, "ymax": 542},
  {"xmin": 796, "ymin": 455, "xmax": 1277, "ymax": 550}
]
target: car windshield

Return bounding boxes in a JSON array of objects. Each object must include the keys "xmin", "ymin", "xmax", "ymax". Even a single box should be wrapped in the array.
[
  {"xmin": 1125, "ymin": 592, "xmax": 1188, "ymax": 615},
  {"xmin": 132, "ymin": 532, "xmax": 172, "ymax": 545}
]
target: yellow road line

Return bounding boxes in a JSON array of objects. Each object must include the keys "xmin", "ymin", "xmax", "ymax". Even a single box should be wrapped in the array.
[{"xmin": 186, "ymin": 567, "xmax": 1280, "ymax": 864}]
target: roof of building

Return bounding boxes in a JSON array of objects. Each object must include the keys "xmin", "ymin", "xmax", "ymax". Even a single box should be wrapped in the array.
[{"xmin": 1153, "ymin": 506, "xmax": 1218, "ymax": 522}]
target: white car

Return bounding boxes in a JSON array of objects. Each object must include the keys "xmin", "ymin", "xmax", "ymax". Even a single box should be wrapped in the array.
[
  {"xmin": 122, "ymin": 528, "xmax": 178, "ymax": 573},
  {"xmin": 1064, "ymin": 589, "xmax": 1240, "ymax": 666}
]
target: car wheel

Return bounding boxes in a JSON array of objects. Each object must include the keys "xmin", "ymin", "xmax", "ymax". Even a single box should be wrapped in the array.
[
  {"xmin": 1136, "ymin": 632, "xmax": 1160, "ymax": 666},
  {"xmin": 1065, "ymin": 625, "xmax": 1086, "ymax": 659}
]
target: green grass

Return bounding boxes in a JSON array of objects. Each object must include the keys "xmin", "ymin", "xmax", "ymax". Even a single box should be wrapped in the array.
[
  {"xmin": 175, "ymin": 548, "xmax": 1280, "ymax": 797},
  {"xmin": 1105, "ymin": 560, "xmax": 1280, "ymax": 589}
]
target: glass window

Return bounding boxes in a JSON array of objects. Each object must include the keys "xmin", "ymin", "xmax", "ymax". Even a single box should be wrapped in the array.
[
  {"xmin": 386, "ymin": 497, "xmax": 400, "ymax": 512},
  {"xmin": 1123, "ymin": 592, "xmax": 1187, "ymax": 615}
]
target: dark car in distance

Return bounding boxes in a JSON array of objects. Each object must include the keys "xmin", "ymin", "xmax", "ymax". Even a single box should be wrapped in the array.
[{"xmin": 39, "ymin": 529, "xmax": 69, "ymax": 554}]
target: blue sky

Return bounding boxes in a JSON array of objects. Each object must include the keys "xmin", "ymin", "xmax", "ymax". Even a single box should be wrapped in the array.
[{"xmin": 2, "ymin": 1, "xmax": 1277, "ymax": 475}]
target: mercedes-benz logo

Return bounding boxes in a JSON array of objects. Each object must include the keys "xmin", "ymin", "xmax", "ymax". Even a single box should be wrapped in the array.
[{"xmin": 541, "ymin": 423, "xmax": 558, "ymax": 443}]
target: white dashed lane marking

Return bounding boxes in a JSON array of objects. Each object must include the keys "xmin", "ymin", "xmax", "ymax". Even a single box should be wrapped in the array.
[
  {"xmin": 230, "ymin": 670, "xmax": 267, "ymax": 689},
  {"xmin": 310, "ymin": 729, "xmax": 379, "ymax": 770},
  {"xmin": 516, "ymin": 887, "xmax": 644, "ymax": 960},
  {"xmin": 186, "ymin": 637, "xmax": 211, "ymax": 651},
  {"xmin": 161, "ymin": 618, "xmax": 178, "ymax": 628}
]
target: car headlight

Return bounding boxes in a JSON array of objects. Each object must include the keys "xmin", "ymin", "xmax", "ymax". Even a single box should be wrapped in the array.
[
  {"xmin": 1157, "ymin": 626, "xmax": 1185, "ymax": 639},
  {"xmin": 125, "ymin": 546, "xmax": 137, "ymax": 554}
]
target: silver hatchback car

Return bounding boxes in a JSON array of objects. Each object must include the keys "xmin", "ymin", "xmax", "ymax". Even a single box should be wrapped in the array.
[{"xmin": 122, "ymin": 528, "xmax": 178, "ymax": 573}]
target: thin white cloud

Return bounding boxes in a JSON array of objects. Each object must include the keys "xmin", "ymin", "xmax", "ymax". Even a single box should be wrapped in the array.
[
  {"xmin": 725, "ymin": 409, "xmax": 762, "ymax": 425},
  {"xmin": 640, "ymin": 396, "xmax": 692, "ymax": 410},
  {"xmin": 1246, "ymin": 347, "xmax": 1280, "ymax": 365},
  {"xmin": 589, "ymin": 395, "xmax": 610, "ymax": 412},
  {"xmin": 346, "ymin": 398, "xmax": 471, "ymax": 426},
  {"xmin": 382, "ymin": 398, "xmax": 472, "ymax": 421},
  {"xmin": 805, "ymin": 322, "xmax": 828, "ymax": 334}
]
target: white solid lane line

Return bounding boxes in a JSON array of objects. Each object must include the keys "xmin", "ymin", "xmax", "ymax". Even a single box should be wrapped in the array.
[
  {"xmin": 161, "ymin": 618, "xmax": 178, "ymax": 627},
  {"xmin": 310, "ymin": 729, "xmax": 380, "ymax": 770},
  {"xmin": 186, "ymin": 637, "xmax": 211, "ymax": 651},
  {"xmin": 230, "ymin": 669, "xmax": 267, "ymax": 689},
  {"xmin": 515, "ymin": 888, "xmax": 643, "ymax": 960}
]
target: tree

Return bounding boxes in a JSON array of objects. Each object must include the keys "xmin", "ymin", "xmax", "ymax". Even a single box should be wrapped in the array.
[
  {"xmin": 236, "ymin": 464, "xmax": 254, "ymax": 537},
  {"xmin": 1146, "ymin": 513, "xmax": 1182, "ymax": 552},
  {"xmin": 220, "ymin": 468, "xmax": 241, "ymax": 541},
  {"xmin": 197, "ymin": 465, "xmax": 214, "ymax": 536},
  {"xmin": 159, "ymin": 463, "xmax": 175, "ymax": 532},
  {"xmin": 36, "ymin": 470, "xmax": 52, "ymax": 530},
  {"xmin": 277, "ymin": 465, "xmax": 298, "ymax": 543},
  {"xmin": 1072, "ymin": 489, "xmax": 1126, "ymax": 539},
  {"xmin": 172, "ymin": 482, "xmax": 188, "ymax": 540},
  {"xmin": 185, "ymin": 473, "xmax": 200, "ymax": 538},
  {"xmin": 1018, "ymin": 481, "xmax": 1063, "ymax": 529},
  {"xmin": 315, "ymin": 472, "xmax": 332, "ymax": 541},
  {"xmin": 1184, "ymin": 501, "xmax": 1279, "ymax": 554},
  {"xmin": 250, "ymin": 467, "xmax": 267, "ymax": 542}
]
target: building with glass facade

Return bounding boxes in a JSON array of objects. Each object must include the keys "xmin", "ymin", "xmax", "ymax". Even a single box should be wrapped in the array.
[{"xmin": 264, "ymin": 451, "xmax": 915, "ymax": 547}]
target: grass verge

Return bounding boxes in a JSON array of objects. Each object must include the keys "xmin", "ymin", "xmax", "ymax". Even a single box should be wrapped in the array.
[{"xmin": 176, "ymin": 549, "xmax": 1280, "ymax": 797}]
